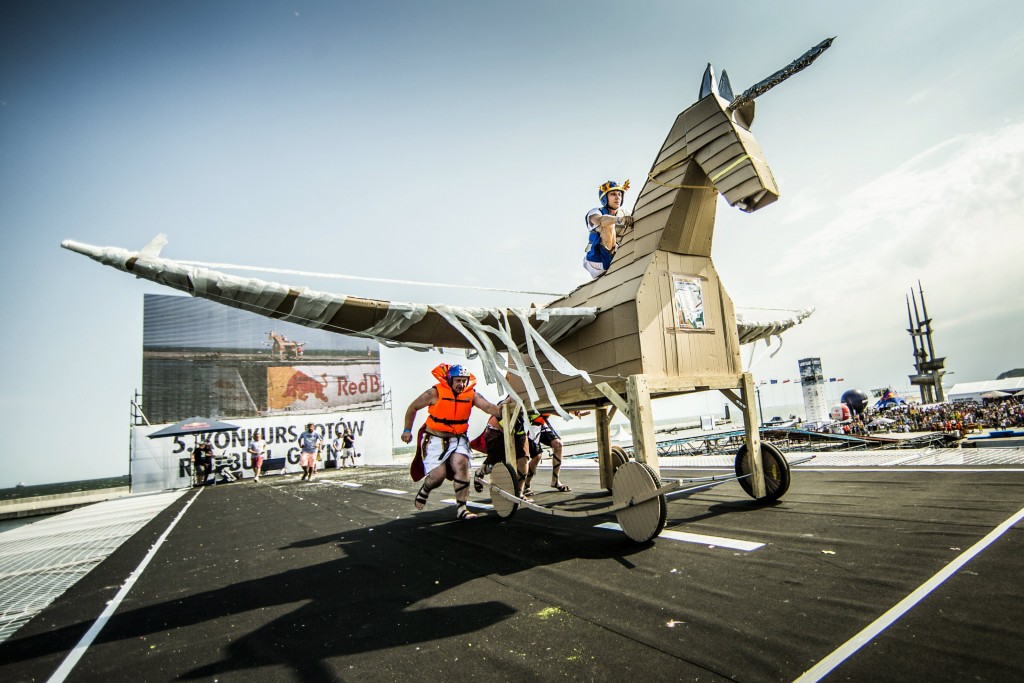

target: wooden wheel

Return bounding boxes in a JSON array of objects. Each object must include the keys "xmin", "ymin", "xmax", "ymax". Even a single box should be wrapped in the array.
[
  {"xmin": 489, "ymin": 462, "xmax": 519, "ymax": 519},
  {"xmin": 605, "ymin": 445, "xmax": 631, "ymax": 493},
  {"xmin": 612, "ymin": 462, "xmax": 667, "ymax": 542},
  {"xmin": 611, "ymin": 445, "xmax": 630, "ymax": 472},
  {"xmin": 734, "ymin": 442, "xmax": 791, "ymax": 502}
]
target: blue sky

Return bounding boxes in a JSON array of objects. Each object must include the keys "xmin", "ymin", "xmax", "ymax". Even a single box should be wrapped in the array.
[{"xmin": 2, "ymin": 1, "xmax": 1022, "ymax": 486}]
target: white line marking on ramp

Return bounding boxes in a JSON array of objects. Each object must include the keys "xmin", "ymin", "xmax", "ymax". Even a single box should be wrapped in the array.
[
  {"xmin": 792, "ymin": 505, "xmax": 1024, "ymax": 683},
  {"xmin": 441, "ymin": 499, "xmax": 494, "ymax": 510},
  {"xmin": 47, "ymin": 489, "xmax": 202, "ymax": 683},
  {"xmin": 377, "ymin": 488, "xmax": 406, "ymax": 495},
  {"xmin": 594, "ymin": 522, "xmax": 764, "ymax": 551}
]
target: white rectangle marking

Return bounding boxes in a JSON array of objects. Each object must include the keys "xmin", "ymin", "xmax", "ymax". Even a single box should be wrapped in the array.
[
  {"xmin": 377, "ymin": 488, "xmax": 406, "ymax": 495},
  {"xmin": 594, "ymin": 522, "xmax": 764, "ymax": 551},
  {"xmin": 441, "ymin": 498, "xmax": 494, "ymax": 510}
]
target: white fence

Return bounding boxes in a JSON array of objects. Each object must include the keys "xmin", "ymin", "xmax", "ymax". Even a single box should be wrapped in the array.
[{"xmin": 130, "ymin": 410, "xmax": 393, "ymax": 493}]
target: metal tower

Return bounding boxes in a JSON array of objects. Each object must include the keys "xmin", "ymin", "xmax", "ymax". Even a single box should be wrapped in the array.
[{"xmin": 906, "ymin": 282, "xmax": 945, "ymax": 403}]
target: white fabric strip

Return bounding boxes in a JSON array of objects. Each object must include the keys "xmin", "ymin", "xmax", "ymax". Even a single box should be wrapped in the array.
[
  {"xmin": 512, "ymin": 309, "xmax": 572, "ymax": 420},
  {"xmin": 535, "ymin": 307, "xmax": 598, "ymax": 344},
  {"xmin": 361, "ymin": 301, "xmax": 429, "ymax": 338},
  {"xmin": 434, "ymin": 305, "xmax": 518, "ymax": 397}
]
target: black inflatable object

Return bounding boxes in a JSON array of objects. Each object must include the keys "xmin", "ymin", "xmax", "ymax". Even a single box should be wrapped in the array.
[{"xmin": 841, "ymin": 389, "xmax": 871, "ymax": 415}]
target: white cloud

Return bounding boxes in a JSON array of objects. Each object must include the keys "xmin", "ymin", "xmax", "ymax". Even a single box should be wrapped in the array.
[
  {"xmin": 904, "ymin": 88, "xmax": 932, "ymax": 106},
  {"xmin": 777, "ymin": 188, "xmax": 826, "ymax": 225},
  {"xmin": 735, "ymin": 120, "xmax": 1024, "ymax": 390},
  {"xmin": 777, "ymin": 119, "xmax": 1024, "ymax": 278}
]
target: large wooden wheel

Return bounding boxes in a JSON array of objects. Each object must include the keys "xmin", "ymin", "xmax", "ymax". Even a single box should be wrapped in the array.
[
  {"xmin": 734, "ymin": 442, "xmax": 791, "ymax": 502},
  {"xmin": 489, "ymin": 462, "xmax": 519, "ymax": 519},
  {"xmin": 612, "ymin": 462, "xmax": 667, "ymax": 542},
  {"xmin": 605, "ymin": 445, "xmax": 632, "ymax": 493},
  {"xmin": 611, "ymin": 445, "xmax": 630, "ymax": 472}
]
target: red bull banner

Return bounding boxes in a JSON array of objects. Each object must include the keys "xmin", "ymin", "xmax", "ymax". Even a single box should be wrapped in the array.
[
  {"xmin": 267, "ymin": 364, "xmax": 381, "ymax": 412},
  {"xmin": 130, "ymin": 410, "xmax": 393, "ymax": 493}
]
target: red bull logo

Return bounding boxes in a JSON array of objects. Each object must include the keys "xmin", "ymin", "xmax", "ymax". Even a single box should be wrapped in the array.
[
  {"xmin": 336, "ymin": 373, "xmax": 380, "ymax": 397},
  {"xmin": 283, "ymin": 371, "xmax": 329, "ymax": 403},
  {"xmin": 268, "ymin": 365, "xmax": 382, "ymax": 410}
]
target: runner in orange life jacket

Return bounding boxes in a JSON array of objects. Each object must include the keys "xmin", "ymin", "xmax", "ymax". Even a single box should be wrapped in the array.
[{"xmin": 401, "ymin": 363, "xmax": 501, "ymax": 520}]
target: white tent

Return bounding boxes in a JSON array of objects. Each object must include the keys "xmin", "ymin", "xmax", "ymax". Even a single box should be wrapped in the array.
[{"xmin": 947, "ymin": 378, "xmax": 1024, "ymax": 404}]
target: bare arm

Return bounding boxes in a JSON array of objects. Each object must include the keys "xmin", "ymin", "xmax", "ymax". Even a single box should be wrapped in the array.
[
  {"xmin": 401, "ymin": 387, "xmax": 438, "ymax": 442},
  {"xmin": 588, "ymin": 212, "xmax": 633, "ymax": 251},
  {"xmin": 588, "ymin": 213, "xmax": 633, "ymax": 229},
  {"xmin": 474, "ymin": 393, "xmax": 503, "ymax": 419}
]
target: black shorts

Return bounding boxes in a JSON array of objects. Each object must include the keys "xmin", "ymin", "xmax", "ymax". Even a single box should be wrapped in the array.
[
  {"xmin": 536, "ymin": 425, "xmax": 560, "ymax": 447},
  {"xmin": 484, "ymin": 427, "xmax": 535, "ymax": 465}
]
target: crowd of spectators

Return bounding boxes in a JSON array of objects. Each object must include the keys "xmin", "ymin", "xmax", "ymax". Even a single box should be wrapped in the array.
[{"xmin": 843, "ymin": 396, "xmax": 1024, "ymax": 436}]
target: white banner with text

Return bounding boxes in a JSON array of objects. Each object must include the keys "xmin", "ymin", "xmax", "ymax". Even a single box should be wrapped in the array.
[{"xmin": 130, "ymin": 410, "xmax": 394, "ymax": 493}]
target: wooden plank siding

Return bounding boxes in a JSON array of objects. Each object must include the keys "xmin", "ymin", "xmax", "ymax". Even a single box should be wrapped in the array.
[
  {"xmin": 633, "ymin": 168, "xmax": 693, "ymax": 218},
  {"xmin": 635, "ymin": 252, "xmax": 742, "ymax": 381}
]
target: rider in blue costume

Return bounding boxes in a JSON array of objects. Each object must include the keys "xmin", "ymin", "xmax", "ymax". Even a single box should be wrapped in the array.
[{"xmin": 583, "ymin": 179, "xmax": 633, "ymax": 278}]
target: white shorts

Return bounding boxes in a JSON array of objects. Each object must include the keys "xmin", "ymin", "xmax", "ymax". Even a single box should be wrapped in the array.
[
  {"xmin": 420, "ymin": 433, "xmax": 471, "ymax": 474},
  {"xmin": 583, "ymin": 258, "xmax": 606, "ymax": 279}
]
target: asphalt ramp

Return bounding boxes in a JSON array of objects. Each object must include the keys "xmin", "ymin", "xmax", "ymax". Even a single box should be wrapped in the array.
[{"xmin": 1, "ymin": 465, "xmax": 1022, "ymax": 682}]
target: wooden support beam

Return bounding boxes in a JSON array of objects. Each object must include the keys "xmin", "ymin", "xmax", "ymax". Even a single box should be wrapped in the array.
[
  {"xmin": 501, "ymin": 401, "xmax": 521, "ymax": 470},
  {"xmin": 595, "ymin": 382, "xmax": 630, "ymax": 417},
  {"xmin": 626, "ymin": 374, "xmax": 659, "ymax": 475},
  {"xmin": 739, "ymin": 372, "xmax": 766, "ymax": 498},
  {"xmin": 645, "ymin": 375, "xmax": 738, "ymax": 395},
  {"xmin": 720, "ymin": 388, "xmax": 746, "ymax": 412},
  {"xmin": 539, "ymin": 379, "xmax": 629, "ymax": 410},
  {"xmin": 595, "ymin": 406, "xmax": 614, "ymax": 490}
]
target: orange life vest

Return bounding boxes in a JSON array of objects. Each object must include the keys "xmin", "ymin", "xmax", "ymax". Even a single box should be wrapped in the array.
[{"xmin": 425, "ymin": 364, "xmax": 476, "ymax": 435}]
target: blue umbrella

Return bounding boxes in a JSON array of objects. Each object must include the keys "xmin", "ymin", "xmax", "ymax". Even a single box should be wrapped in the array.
[{"xmin": 147, "ymin": 416, "xmax": 241, "ymax": 439}]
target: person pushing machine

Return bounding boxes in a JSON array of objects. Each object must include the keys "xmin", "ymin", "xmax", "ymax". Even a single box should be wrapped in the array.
[{"xmin": 402, "ymin": 364, "xmax": 502, "ymax": 520}]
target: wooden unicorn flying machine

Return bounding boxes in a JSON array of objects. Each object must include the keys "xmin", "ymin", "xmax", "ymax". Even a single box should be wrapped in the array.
[{"xmin": 64, "ymin": 39, "xmax": 833, "ymax": 542}]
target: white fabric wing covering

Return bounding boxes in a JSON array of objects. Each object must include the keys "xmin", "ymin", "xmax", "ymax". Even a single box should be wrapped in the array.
[
  {"xmin": 735, "ymin": 307, "xmax": 815, "ymax": 345},
  {"xmin": 61, "ymin": 239, "xmax": 597, "ymax": 417}
]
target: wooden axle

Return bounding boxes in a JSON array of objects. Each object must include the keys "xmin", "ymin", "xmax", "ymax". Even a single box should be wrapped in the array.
[{"xmin": 479, "ymin": 445, "xmax": 794, "ymax": 543}]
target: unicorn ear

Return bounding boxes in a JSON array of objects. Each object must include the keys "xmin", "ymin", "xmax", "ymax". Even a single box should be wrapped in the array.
[
  {"xmin": 718, "ymin": 70, "xmax": 735, "ymax": 101},
  {"xmin": 699, "ymin": 63, "xmax": 716, "ymax": 99}
]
